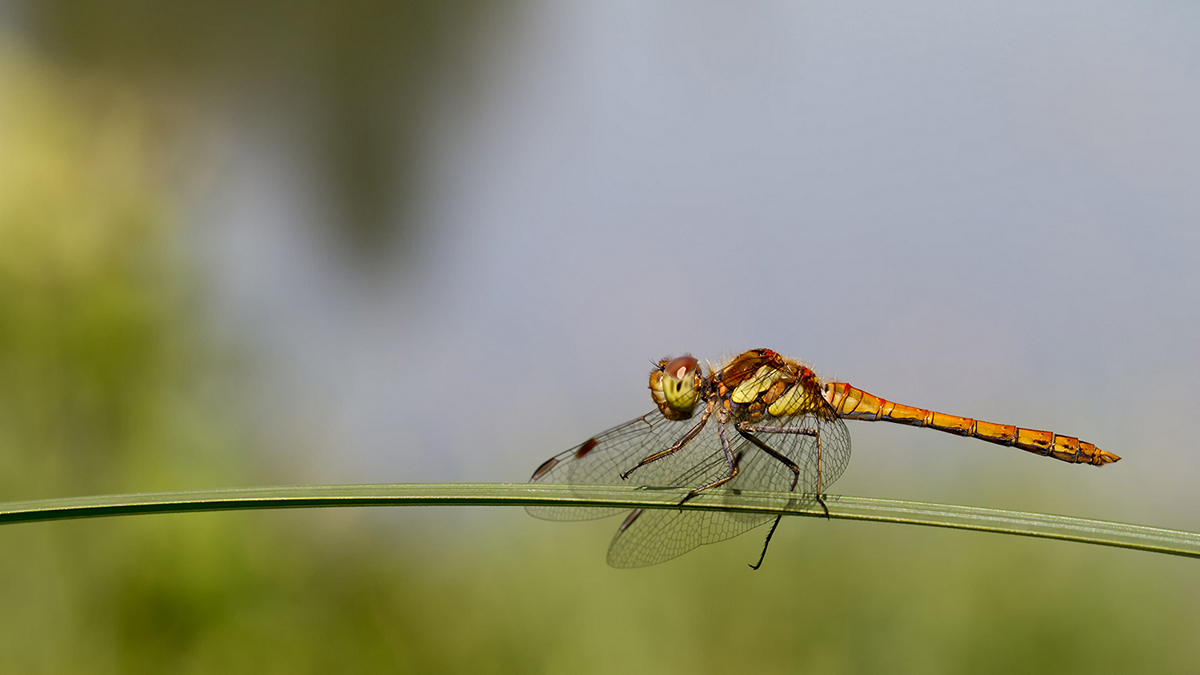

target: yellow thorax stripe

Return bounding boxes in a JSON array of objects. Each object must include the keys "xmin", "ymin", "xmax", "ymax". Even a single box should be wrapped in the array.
[{"xmin": 731, "ymin": 365, "xmax": 783, "ymax": 405}]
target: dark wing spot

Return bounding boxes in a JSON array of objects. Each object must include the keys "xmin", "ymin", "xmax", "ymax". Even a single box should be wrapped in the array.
[
  {"xmin": 531, "ymin": 457, "xmax": 559, "ymax": 480},
  {"xmin": 574, "ymin": 438, "xmax": 599, "ymax": 459},
  {"xmin": 619, "ymin": 508, "xmax": 645, "ymax": 532}
]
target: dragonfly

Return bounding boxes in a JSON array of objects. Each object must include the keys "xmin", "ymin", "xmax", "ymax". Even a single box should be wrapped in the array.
[{"xmin": 527, "ymin": 349, "xmax": 1119, "ymax": 569}]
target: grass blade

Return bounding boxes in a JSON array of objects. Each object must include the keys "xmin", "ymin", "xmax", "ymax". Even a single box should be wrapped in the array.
[{"xmin": 0, "ymin": 483, "xmax": 1195, "ymax": 559}]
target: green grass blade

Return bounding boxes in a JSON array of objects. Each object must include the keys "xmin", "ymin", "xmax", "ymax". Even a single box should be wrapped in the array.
[{"xmin": 0, "ymin": 483, "xmax": 1195, "ymax": 559}]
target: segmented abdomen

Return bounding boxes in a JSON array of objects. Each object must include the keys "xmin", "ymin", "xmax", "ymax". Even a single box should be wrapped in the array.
[{"xmin": 821, "ymin": 382, "xmax": 1120, "ymax": 466}]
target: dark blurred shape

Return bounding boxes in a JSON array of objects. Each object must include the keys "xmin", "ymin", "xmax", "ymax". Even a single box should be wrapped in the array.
[{"xmin": 25, "ymin": 0, "xmax": 498, "ymax": 261}]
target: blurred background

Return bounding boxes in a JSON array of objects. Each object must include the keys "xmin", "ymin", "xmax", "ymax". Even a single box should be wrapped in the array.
[{"xmin": 1, "ymin": 1, "xmax": 1199, "ymax": 672}]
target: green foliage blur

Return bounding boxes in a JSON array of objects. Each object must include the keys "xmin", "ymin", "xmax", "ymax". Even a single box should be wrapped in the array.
[{"xmin": 3, "ymin": 22, "xmax": 1200, "ymax": 675}]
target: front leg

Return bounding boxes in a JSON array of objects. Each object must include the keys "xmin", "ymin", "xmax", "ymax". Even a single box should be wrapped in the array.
[
  {"xmin": 620, "ymin": 404, "xmax": 712, "ymax": 480},
  {"xmin": 678, "ymin": 414, "xmax": 739, "ymax": 505}
]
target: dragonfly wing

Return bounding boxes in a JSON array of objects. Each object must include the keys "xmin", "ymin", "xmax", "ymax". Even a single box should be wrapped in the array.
[
  {"xmin": 607, "ymin": 506, "xmax": 740, "ymax": 568},
  {"xmin": 526, "ymin": 411, "xmax": 705, "ymax": 521},
  {"xmin": 604, "ymin": 449, "xmax": 768, "ymax": 567},
  {"xmin": 606, "ymin": 412, "xmax": 852, "ymax": 568}
]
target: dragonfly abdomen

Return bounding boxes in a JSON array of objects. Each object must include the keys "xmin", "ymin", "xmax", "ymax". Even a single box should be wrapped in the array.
[{"xmin": 822, "ymin": 382, "xmax": 1120, "ymax": 466}]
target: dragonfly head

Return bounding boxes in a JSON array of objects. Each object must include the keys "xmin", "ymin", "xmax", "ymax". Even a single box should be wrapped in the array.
[{"xmin": 649, "ymin": 355, "xmax": 701, "ymax": 420}]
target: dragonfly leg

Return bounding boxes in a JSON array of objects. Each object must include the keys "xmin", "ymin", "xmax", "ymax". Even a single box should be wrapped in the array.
[
  {"xmin": 677, "ymin": 417, "xmax": 739, "ymax": 505},
  {"xmin": 739, "ymin": 424, "xmax": 820, "ymax": 435},
  {"xmin": 740, "ymin": 423, "xmax": 831, "ymax": 519},
  {"xmin": 736, "ymin": 423, "xmax": 819, "ymax": 569},
  {"xmin": 620, "ymin": 405, "xmax": 712, "ymax": 481},
  {"xmin": 817, "ymin": 429, "xmax": 828, "ymax": 518},
  {"xmin": 815, "ymin": 493, "xmax": 830, "ymax": 519},
  {"xmin": 749, "ymin": 516, "xmax": 783, "ymax": 570},
  {"xmin": 736, "ymin": 423, "xmax": 814, "ymax": 493}
]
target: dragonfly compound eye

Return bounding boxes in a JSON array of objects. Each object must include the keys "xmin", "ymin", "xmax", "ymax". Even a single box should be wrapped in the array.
[{"xmin": 649, "ymin": 355, "xmax": 700, "ymax": 420}]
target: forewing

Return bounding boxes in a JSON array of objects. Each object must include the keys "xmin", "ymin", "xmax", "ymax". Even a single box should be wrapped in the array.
[{"xmin": 526, "ymin": 410, "xmax": 707, "ymax": 521}]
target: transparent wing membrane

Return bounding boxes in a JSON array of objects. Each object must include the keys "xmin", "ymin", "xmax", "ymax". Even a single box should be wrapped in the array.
[
  {"xmin": 607, "ymin": 411, "xmax": 851, "ymax": 567},
  {"xmin": 525, "ymin": 412, "xmax": 702, "ymax": 521}
]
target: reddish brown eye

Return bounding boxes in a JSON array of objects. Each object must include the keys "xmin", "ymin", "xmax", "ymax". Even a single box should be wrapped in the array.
[{"xmin": 665, "ymin": 355, "xmax": 698, "ymax": 380}]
